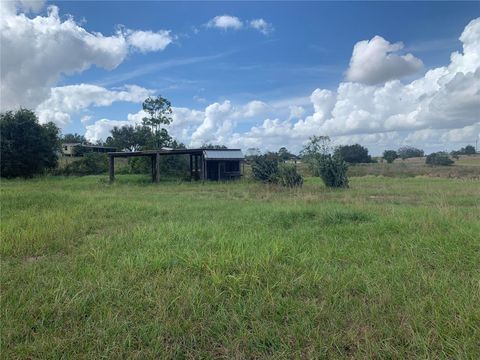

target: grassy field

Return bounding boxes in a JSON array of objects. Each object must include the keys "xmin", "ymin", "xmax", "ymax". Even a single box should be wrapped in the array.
[{"xmin": 1, "ymin": 174, "xmax": 479, "ymax": 358}]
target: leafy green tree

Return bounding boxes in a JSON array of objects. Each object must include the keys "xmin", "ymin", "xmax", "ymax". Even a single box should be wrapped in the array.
[
  {"xmin": 319, "ymin": 154, "xmax": 349, "ymax": 188},
  {"xmin": 300, "ymin": 135, "xmax": 332, "ymax": 176},
  {"xmin": 201, "ymin": 143, "xmax": 228, "ymax": 149},
  {"xmin": 62, "ymin": 153, "xmax": 108, "ymax": 175},
  {"xmin": 463, "ymin": 145, "xmax": 476, "ymax": 155},
  {"xmin": 300, "ymin": 136, "xmax": 348, "ymax": 188},
  {"xmin": 278, "ymin": 147, "xmax": 295, "ymax": 162},
  {"xmin": 142, "ymin": 96, "xmax": 173, "ymax": 149},
  {"xmin": 251, "ymin": 152, "xmax": 280, "ymax": 183},
  {"xmin": 426, "ymin": 152, "xmax": 454, "ymax": 166},
  {"xmin": 62, "ymin": 133, "xmax": 86, "ymax": 144},
  {"xmin": 452, "ymin": 145, "xmax": 476, "ymax": 156},
  {"xmin": 107, "ymin": 125, "xmax": 153, "ymax": 151},
  {"xmin": 398, "ymin": 146, "xmax": 424, "ymax": 159},
  {"xmin": 334, "ymin": 144, "xmax": 372, "ymax": 163},
  {"xmin": 383, "ymin": 150, "xmax": 398, "ymax": 164},
  {"xmin": 1, "ymin": 109, "xmax": 60, "ymax": 178}
]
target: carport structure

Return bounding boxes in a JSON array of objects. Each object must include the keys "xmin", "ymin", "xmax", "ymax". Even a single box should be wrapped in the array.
[{"xmin": 108, "ymin": 148, "xmax": 244, "ymax": 182}]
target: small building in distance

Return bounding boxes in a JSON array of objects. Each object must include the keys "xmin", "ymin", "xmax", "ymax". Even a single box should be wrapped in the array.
[
  {"xmin": 203, "ymin": 149, "xmax": 244, "ymax": 180},
  {"xmin": 62, "ymin": 143, "xmax": 116, "ymax": 157}
]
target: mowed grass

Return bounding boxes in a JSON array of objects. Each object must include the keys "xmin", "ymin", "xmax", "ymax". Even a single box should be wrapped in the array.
[{"xmin": 1, "ymin": 175, "xmax": 479, "ymax": 359}]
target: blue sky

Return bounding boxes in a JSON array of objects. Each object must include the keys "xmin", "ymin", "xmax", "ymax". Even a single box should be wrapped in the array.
[
  {"xmin": 60, "ymin": 1, "xmax": 472, "ymax": 115},
  {"xmin": 2, "ymin": 1, "xmax": 479, "ymax": 153}
]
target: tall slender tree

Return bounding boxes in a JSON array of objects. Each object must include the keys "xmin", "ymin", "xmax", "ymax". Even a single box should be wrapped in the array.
[{"xmin": 142, "ymin": 96, "xmax": 173, "ymax": 149}]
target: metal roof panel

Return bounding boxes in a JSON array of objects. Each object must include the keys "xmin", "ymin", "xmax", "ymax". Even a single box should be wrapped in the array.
[{"xmin": 203, "ymin": 150, "xmax": 244, "ymax": 160}]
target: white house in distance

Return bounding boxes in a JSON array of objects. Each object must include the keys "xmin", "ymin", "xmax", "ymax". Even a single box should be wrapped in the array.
[{"xmin": 62, "ymin": 143, "xmax": 116, "ymax": 156}]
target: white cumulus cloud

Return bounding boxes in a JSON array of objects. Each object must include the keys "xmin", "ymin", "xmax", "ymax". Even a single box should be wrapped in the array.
[
  {"xmin": 36, "ymin": 84, "xmax": 154, "ymax": 126},
  {"xmin": 243, "ymin": 100, "xmax": 269, "ymax": 117},
  {"xmin": 249, "ymin": 19, "xmax": 274, "ymax": 35},
  {"xmin": 206, "ymin": 15, "xmax": 243, "ymax": 30},
  {"xmin": 346, "ymin": 35, "xmax": 423, "ymax": 84},
  {"xmin": 206, "ymin": 15, "xmax": 273, "ymax": 35},
  {"xmin": 125, "ymin": 29, "xmax": 173, "ymax": 53},
  {"xmin": 0, "ymin": 3, "xmax": 173, "ymax": 112}
]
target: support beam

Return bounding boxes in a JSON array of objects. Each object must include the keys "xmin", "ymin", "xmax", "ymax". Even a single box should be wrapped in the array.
[
  {"xmin": 109, "ymin": 155, "xmax": 115, "ymax": 182},
  {"xmin": 151, "ymin": 156, "xmax": 155, "ymax": 182},
  {"xmin": 189, "ymin": 155, "xmax": 193, "ymax": 180},
  {"xmin": 155, "ymin": 152, "xmax": 160, "ymax": 183},
  {"xmin": 194, "ymin": 155, "xmax": 198, "ymax": 180},
  {"xmin": 201, "ymin": 155, "xmax": 206, "ymax": 180}
]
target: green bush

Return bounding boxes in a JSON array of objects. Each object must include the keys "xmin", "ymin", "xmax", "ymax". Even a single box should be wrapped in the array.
[
  {"xmin": 251, "ymin": 153, "xmax": 279, "ymax": 183},
  {"xmin": 1, "ymin": 109, "xmax": 60, "ymax": 178},
  {"xmin": 319, "ymin": 154, "xmax": 349, "ymax": 188},
  {"xmin": 425, "ymin": 152, "xmax": 454, "ymax": 166},
  {"xmin": 383, "ymin": 150, "xmax": 398, "ymax": 163},
  {"xmin": 334, "ymin": 144, "xmax": 373, "ymax": 164},
  {"xmin": 278, "ymin": 164, "xmax": 303, "ymax": 188},
  {"xmin": 128, "ymin": 157, "xmax": 151, "ymax": 174},
  {"xmin": 398, "ymin": 146, "xmax": 424, "ymax": 159},
  {"xmin": 62, "ymin": 153, "xmax": 108, "ymax": 175}
]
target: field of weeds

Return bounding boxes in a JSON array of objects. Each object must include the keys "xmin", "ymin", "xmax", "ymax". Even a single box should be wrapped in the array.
[{"xmin": 1, "ymin": 175, "xmax": 479, "ymax": 358}]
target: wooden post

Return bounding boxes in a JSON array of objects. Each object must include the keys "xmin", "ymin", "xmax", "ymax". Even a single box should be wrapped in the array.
[
  {"xmin": 201, "ymin": 155, "xmax": 206, "ymax": 180},
  {"xmin": 109, "ymin": 155, "xmax": 115, "ymax": 183},
  {"xmin": 151, "ymin": 155, "xmax": 155, "ymax": 182},
  {"xmin": 189, "ymin": 155, "xmax": 193, "ymax": 180},
  {"xmin": 155, "ymin": 152, "xmax": 160, "ymax": 183},
  {"xmin": 194, "ymin": 155, "xmax": 198, "ymax": 180}
]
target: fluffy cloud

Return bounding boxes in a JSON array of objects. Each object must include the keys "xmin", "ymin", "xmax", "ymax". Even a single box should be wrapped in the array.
[
  {"xmin": 243, "ymin": 100, "xmax": 269, "ymax": 117},
  {"xmin": 85, "ymin": 119, "xmax": 132, "ymax": 143},
  {"xmin": 206, "ymin": 15, "xmax": 243, "ymax": 30},
  {"xmin": 206, "ymin": 15, "xmax": 273, "ymax": 35},
  {"xmin": 84, "ymin": 98, "xmax": 272, "ymax": 145},
  {"xmin": 84, "ymin": 18, "xmax": 479, "ymax": 154},
  {"xmin": 288, "ymin": 105, "xmax": 305, "ymax": 120},
  {"xmin": 85, "ymin": 106, "xmax": 205, "ymax": 144},
  {"xmin": 249, "ymin": 19, "xmax": 274, "ymax": 35},
  {"xmin": 190, "ymin": 101, "xmax": 236, "ymax": 146},
  {"xmin": 346, "ymin": 35, "xmax": 423, "ymax": 84},
  {"xmin": 0, "ymin": 3, "xmax": 172, "ymax": 111},
  {"xmin": 222, "ymin": 18, "xmax": 480, "ymax": 154},
  {"xmin": 1, "ymin": 0, "xmax": 46, "ymax": 14},
  {"xmin": 125, "ymin": 29, "xmax": 173, "ymax": 53},
  {"xmin": 36, "ymin": 84, "xmax": 154, "ymax": 126}
]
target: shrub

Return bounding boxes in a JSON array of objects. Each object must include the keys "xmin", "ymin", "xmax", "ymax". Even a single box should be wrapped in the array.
[
  {"xmin": 128, "ymin": 157, "xmax": 151, "ymax": 174},
  {"xmin": 426, "ymin": 152, "xmax": 454, "ymax": 166},
  {"xmin": 278, "ymin": 164, "xmax": 303, "ymax": 188},
  {"xmin": 63, "ymin": 153, "xmax": 108, "ymax": 175},
  {"xmin": 1, "ymin": 109, "xmax": 60, "ymax": 178},
  {"xmin": 319, "ymin": 154, "xmax": 349, "ymax": 188},
  {"xmin": 334, "ymin": 144, "xmax": 372, "ymax": 163},
  {"xmin": 300, "ymin": 135, "xmax": 332, "ymax": 176},
  {"xmin": 251, "ymin": 153, "xmax": 279, "ymax": 183},
  {"xmin": 451, "ymin": 145, "xmax": 476, "ymax": 156},
  {"xmin": 398, "ymin": 146, "xmax": 424, "ymax": 159},
  {"xmin": 383, "ymin": 150, "xmax": 398, "ymax": 163}
]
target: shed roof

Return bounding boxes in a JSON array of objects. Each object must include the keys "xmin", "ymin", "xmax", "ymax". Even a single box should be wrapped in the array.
[{"xmin": 203, "ymin": 150, "xmax": 244, "ymax": 160}]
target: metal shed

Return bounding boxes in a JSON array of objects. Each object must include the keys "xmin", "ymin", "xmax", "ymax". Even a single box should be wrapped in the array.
[{"xmin": 203, "ymin": 150, "xmax": 244, "ymax": 180}]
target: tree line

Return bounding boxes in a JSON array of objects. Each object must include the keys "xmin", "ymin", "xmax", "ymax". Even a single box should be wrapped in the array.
[{"xmin": 1, "ymin": 95, "xmax": 477, "ymax": 179}]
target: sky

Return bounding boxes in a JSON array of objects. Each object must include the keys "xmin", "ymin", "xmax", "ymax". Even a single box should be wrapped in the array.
[{"xmin": 1, "ymin": 0, "xmax": 479, "ymax": 155}]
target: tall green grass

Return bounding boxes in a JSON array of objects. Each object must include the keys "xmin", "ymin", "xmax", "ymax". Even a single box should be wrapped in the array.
[{"xmin": 1, "ymin": 175, "xmax": 479, "ymax": 358}]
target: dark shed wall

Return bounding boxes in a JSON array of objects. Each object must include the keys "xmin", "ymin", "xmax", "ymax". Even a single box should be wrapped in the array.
[{"xmin": 206, "ymin": 160, "xmax": 241, "ymax": 180}]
